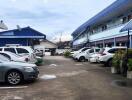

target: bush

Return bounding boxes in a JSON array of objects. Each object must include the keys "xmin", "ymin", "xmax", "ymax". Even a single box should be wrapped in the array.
[
  {"xmin": 35, "ymin": 58, "xmax": 43, "ymax": 66},
  {"xmin": 119, "ymin": 49, "xmax": 132, "ymax": 75},
  {"xmin": 112, "ymin": 50, "xmax": 126, "ymax": 73},
  {"xmin": 64, "ymin": 51, "xmax": 71, "ymax": 57},
  {"xmin": 128, "ymin": 59, "xmax": 132, "ymax": 71}
]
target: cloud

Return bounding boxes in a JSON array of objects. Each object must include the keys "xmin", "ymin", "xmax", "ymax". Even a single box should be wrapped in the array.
[{"xmin": 0, "ymin": 0, "xmax": 116, "ymax": 42}]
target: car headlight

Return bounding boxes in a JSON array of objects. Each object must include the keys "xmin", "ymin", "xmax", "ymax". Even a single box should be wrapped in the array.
[{"xmin": 24, "ymin": 67, "xmax": 34, "ymax": 72}]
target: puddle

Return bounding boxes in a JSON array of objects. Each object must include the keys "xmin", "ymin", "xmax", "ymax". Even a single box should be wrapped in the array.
[
  {"xmin": 112, "ymin": 80, "xmax": 132, "ymax": 88},
  {"xmin": 56, "ymin": 70, "xmax": 87, "ymax": 77},
  {"xmin": 40, "ymin": 75, "xmax": 57, "ymax": 80}
]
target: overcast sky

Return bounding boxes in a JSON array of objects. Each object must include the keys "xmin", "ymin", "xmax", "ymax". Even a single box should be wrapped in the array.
[{"xmin": 0, "ymin": 0, "xmax": 116, "ymax": 42}]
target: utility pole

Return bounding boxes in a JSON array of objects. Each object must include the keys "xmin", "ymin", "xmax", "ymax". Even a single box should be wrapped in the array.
[{"xmin": 59, "ymin": 32, "xmax": 62, "ymax": 43}]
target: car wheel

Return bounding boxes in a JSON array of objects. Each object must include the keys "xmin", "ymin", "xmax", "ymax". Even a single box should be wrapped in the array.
[
  {"xmin": 107, "ymin": 59, "xmax": 112, "ymax": 67},
  {"xmin": 79, "ymin": 56, "xmax": 86, "ymax": 62},
  {"xmin": 6, "ymin": 71, "xmax": 23, "ymax": 85}
]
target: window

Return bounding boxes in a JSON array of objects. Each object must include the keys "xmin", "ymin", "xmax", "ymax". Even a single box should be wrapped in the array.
[
  {"xmin": 108, "ymin": 49, "xmax": 117, "ymax": 53},
  {"xmin": 82, "ymin": 48, "xmax": 88, "ymax": 52},
  {"xmin": 95, "ymin": 49, "xmax": 100, "ymax": 52},
  {"xmin": 89, "ymin": 49, "xmax": 94, "ymax": 53},
  {"xmin": 4, "ymin": 48, "xmax": 16, "ymax": 53},
  {"xmin": 16, "ymin": 48, "xmax": 29, "ymax": 54},
  {"xmin": 0, "ymin": 53, "xmax": 11, "ymax": 60},
  {"xmin": 108, "ymin": 48, "xmax": 126, "ymax": 54},
  {"xmin": 0, "ymin": 48, "xmax": 2, "ymax": 51}
]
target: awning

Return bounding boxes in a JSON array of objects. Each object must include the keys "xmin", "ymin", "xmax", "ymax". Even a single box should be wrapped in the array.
[{"xmin": 120, "ymin": 19, "xmax": 132, "ymax": 32}]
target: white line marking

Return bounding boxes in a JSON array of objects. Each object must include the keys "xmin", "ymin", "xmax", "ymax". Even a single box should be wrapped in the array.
[
  {"xmin": 14, "ymin": 96, "xmax": 23, "ymax": 100},
  {"xmin": 0, "ymin": 86, "xmax": 28, "ymax": 89},
  {"xmin": 49, "ymin": 64, "xmax": 57, "ymax": 67},
  {"xmin": 75, "ymin": 64, "xmax": 83, "ymax": 66}
]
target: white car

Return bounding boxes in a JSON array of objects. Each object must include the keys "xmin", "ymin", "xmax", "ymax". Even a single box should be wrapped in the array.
[
  {"xmin": 0, "ymin": 51, "xmax": 30, "ymax": 63},
  {"xmin": 75, "ymin": 48, "xmax": 100, "ymax": 62},
  {"xmin": 98, "ymin": 46, "xmax": 127, "ymax": 67},
  {"xmin": 89, "ymin": 48, "xmax": 106, "ymax": 63},
  {"xmin": 71, "ymin": 47, "xmax": 90, "ymax": 58},
  {"xmin": 0, "ymin": 46, "xmax": 36, "ymax": 63},
  {"xmin": 89, "ymin": 53, "xmax": 101, "ymax": 63}
]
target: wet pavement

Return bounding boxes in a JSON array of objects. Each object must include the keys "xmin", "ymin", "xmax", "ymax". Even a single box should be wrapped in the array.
[{"xmin": 0, "ymin": 56, "xmax": 132, "ymax": 100}]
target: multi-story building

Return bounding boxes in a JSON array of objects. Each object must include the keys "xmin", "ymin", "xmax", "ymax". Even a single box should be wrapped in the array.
[{"xmin": 72, "ymin": 0, "xmax": 132, "ymax": 49}]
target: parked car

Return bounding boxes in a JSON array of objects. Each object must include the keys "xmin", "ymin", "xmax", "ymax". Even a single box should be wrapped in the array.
[
  {"xmin": 0, "ymin": 46, "xmax": 36, "ymax": 63},
  {"xmin": 34, "ymin": 45, "xmax": 45, "ymax": 57},
  {"xmin": 71, "ymin": 47, "xmax": 90, "ymax": 58},
  {"xmin": 0, "ymin": 54, "xmax": 39, "ymax": 85},
  {"xmin": 34, "ymin": 49, "xmax": 44, "ymax": 57},
  {"xmin": 0, "ymin": 51, "xmax": 30, "ymax": 63},
  {"xmin": 98, "ymin": 46, "xmax": 127, "ymax": 67},
  {"xmin": 89, "ymin": 48, "xmax": 107, "ymax": 63},
  {"xmin": 74, "ymin": 48, "xmax": 100, "ymax": 62}
]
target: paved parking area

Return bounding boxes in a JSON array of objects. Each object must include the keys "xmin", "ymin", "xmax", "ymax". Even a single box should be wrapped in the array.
[{"xmin": 0, "ymin": 56, "xmax": 132, "ymax": 100}]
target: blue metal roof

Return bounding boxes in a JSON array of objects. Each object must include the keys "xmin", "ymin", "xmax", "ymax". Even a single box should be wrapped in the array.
[
  {"xmin": 0, "ymin": 27, "xmax": 46, "ymax": 39},
  {"xmin": 120, "ymin": 19, "xmax": 132, "ymax": 32},
  {"xmin": 72, "ymin": 0, "xmax": 132, "ymax": 36}
]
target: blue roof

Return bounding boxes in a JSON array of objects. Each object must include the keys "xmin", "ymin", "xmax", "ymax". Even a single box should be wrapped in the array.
[
  {"xmin": 0, "ymin": 27, "xmax": 46, "ymax": 39},
  {"xmin": 120, "ymin": 20, "xmax": 132, "ymax": 32},
  {"xmin": 72, "ymin": 0, "xmax": 132, "ymax": 36}
]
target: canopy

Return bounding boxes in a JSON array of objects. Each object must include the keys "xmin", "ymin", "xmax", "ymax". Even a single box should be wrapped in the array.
[{"xmin": 120, "ymin": 19, "xmax": 132, "ymax": 32}]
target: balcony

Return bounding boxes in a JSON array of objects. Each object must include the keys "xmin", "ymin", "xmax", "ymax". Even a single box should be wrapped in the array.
[{"xmin": 89, "ymin": 24, "xmax": 129, "ymax": 42}]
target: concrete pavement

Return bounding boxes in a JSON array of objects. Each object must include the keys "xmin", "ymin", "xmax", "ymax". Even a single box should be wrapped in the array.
[{"xmin": 0, "ymin": 56, "xmax": 132, "ymax": 100}]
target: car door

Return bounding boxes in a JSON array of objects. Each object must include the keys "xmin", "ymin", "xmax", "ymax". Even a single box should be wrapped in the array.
[
  {"xmin": 86, "ymin": 49, "xmax": 94, "ymax": 60},
  {"xmin": 0, "ymin": 61, "xmax": 7, "ymax": 82}
]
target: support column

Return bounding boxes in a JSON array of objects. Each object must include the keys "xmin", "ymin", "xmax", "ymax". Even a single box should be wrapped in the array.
[
  {"xmin": 130, "ymin": 35, "xmax": 132, "ymax": 48},
  {"xmin": 103, "ymin": 40, "xmax": 105, "ymax": 47},
  {"xmin": 114, "ymin": 38, "xmax": 116, "ymax": 46},
  {"xmin": 95, "ymin": 42, "xmax": 96, "ymax": 47}
]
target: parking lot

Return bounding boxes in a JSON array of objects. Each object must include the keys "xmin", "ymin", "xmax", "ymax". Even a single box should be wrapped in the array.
[{"xmin": 0, "ymin": 56, "xmax": 132, "ymax": 100}]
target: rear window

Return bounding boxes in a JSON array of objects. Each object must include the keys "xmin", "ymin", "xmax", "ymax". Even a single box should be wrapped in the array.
[
  {"xmin": 108, "ymin": 49, "xmax": 117, "ymax": 53},
  {"xmin": 16, "ymin": 48, "xmax": 29, "ymax": 54},
  {"xmin": 108, "ymin": 48, "xmax": 126, "ymax": 54},
  {"xmin": 4, "ymin": 48, "xmax": 16, "ymax": 53}
]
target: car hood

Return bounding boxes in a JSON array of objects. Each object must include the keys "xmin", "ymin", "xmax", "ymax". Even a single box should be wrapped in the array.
[{"xmin": 2, "ymin": 61, "xmax": 36, "ymax": 67}]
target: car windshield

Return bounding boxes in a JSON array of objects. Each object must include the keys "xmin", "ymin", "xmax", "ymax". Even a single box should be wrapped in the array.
[{"xmin": 0, "ymin": 54, "xmax": 10, "ymax": 62}]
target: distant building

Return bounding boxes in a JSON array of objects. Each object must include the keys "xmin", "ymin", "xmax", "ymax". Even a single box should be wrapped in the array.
[
  {"xmin": 0, "ymin": 27, "xmax": 46, "ymax": 46},
  {"xmin": 72, "ymin": 0, "xmax": 132, "ymax": 49},
  {"xmin": 34, "ymin": 39, "xmax": 57, "ymax": 56},
  {"xmin": 57, "ymin": 41, "xmax": 71, "ymax": 49}
]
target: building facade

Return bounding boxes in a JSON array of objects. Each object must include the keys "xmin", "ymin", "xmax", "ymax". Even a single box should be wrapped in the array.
[
  {"xmin": 72, "ymin": 0, "xmax": 132, "ymax": 49},
  {"xmin": 0, "ymin": 27, "xmax": 46, "ymax": 47}
]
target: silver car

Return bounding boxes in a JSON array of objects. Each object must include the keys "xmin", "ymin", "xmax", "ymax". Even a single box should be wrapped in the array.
[{"xmin": 0, "ymin": 54, "xmax": 39, "ymax": 85}]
